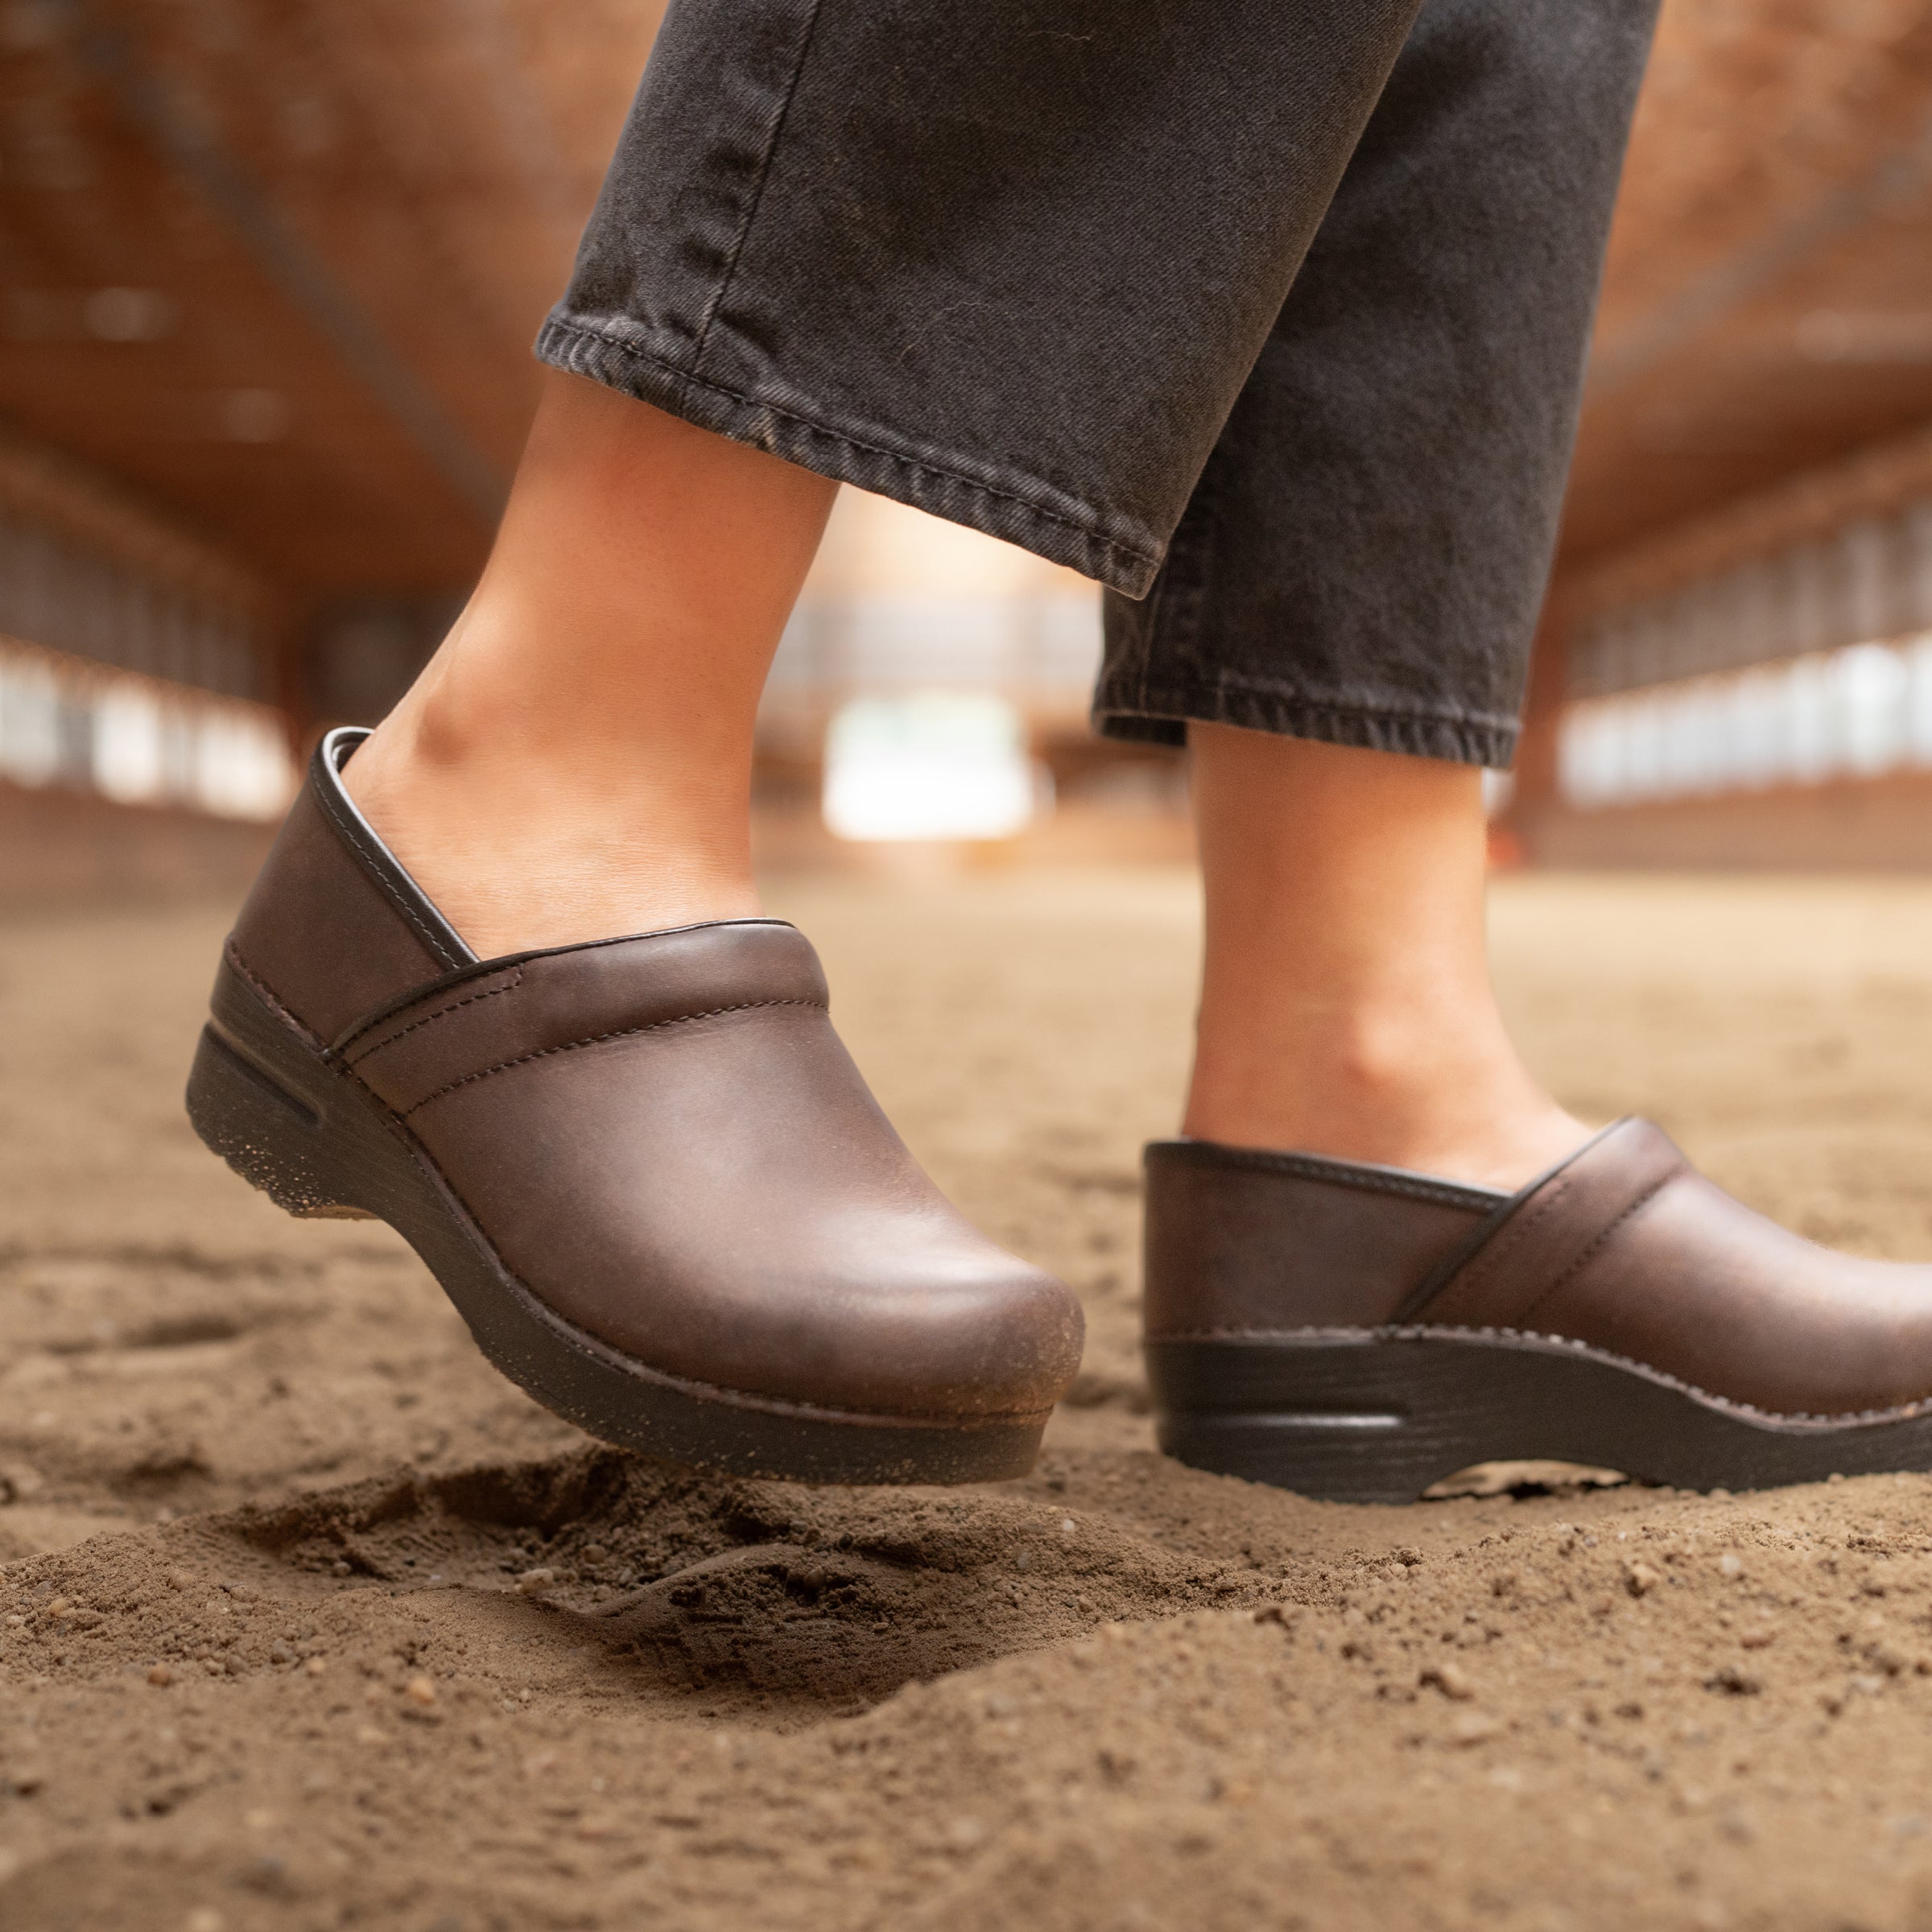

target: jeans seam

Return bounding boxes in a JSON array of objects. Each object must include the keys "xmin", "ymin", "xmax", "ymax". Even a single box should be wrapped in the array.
[
  {"xmin": 1132, "ymin": 449, "xmax": 1226, "ymax": 724},
  {"xmin": 539, "ymin": 315, "xmax": 1162, "ymax": 580},
  {"xmin": 1100, "ymin": 673, "xmax": 1520, "ymax": 740},
  {"xmin": 691, "ymin": 0, "xmax": 827, "ymax": 373}
]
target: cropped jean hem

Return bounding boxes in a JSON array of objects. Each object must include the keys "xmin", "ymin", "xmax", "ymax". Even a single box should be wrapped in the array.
[
  {"xmin": 1092, "ymin": 676, "xmax": 1518, "ymax": 769},
  {"xmin": 535, "ymin": 316, "xmax": 1165, "ymax": 598}
]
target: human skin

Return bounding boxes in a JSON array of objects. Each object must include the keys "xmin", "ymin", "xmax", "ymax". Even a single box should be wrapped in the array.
[
  {"xmin": 1183, "ymin": 724, "xmax": 1585, "ymax": 1187},
  {"xmin": 343, "ymin": 371, "xmax": 836, "ymax": 948},
  {"xmin": 346, "ymin": 374, "xmax": 1583, "ymax": 1189}
]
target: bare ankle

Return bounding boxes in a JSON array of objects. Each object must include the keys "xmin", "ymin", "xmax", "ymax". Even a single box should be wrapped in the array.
[
  {"xmin": 1185, "ymin": 1008, "xmax": 1587, "ymax": 1190},
  {"xmin": 325, "ymin": 374, "xmax": 835, "ymax": 959},
  {"xmin": 340, "ymin": 702, "xmax": 760, "ymax": 959},
  {"xmin": 1185, "ymin": 729, "xmax": 1590, "ymax": 1189}
]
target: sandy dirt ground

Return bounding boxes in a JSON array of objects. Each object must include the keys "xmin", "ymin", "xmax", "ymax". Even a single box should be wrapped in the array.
[{"xmin": 10, "ymin": 867, "xmax": 1932, "ymax": 1930}]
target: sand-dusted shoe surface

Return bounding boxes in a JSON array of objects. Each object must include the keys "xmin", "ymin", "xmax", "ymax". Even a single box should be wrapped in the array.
[
  {"xmin": 1147, "ymin": 1119, "xmax": 1932, "ymax": 1501},
  {"xmin": 184, "ymin": 728, "xmax": 1083, "ymax": 1484}
]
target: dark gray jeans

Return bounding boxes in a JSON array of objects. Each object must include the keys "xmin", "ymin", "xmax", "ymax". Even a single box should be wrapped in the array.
[{"xmin": 536, "ymin": 0, "xmax": 1659, "ymax": 768}]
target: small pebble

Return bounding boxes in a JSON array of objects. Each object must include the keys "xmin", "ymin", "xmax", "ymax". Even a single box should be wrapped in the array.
[
  {"xmin": 406, "ymin": 1675, "xmax": 436, "ymax": 1706},
  {"xmin": 516, "ymin": 1568, "xmax": 556, "ymax": 1596},
  {"xmin": 147, "ymin": 1664, "xmax": 173, "ymax": 1686},
  {"xmin": 304, "ymin": 1656, "xmax": 327, "ymax": 1677},
  {"xmin": 1719, "ymin": 1554, "xmax": 1744, "ymax": 1579},
  {"xmin": 1422, "ymin": 1662, "xmax": 1476, "ymax": 1701}
]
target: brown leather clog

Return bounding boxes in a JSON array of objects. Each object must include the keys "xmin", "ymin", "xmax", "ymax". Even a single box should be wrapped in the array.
[
  {"xmin": 187, "ymin": 728, "xmax": 1084, "ymax": 1484},
  {"xmin": 1145, "ymin": 1120, "xmax": 1932, "ymax": 1501}
]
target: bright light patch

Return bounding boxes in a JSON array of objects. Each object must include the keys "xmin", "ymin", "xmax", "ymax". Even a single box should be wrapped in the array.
[
  {"xmin": 0, "ymin": 656, "xmax": 60, "ymax": 786},
  {"xmin": 193, "ymin": 708, "xmax": 297, "ymax": 819},
  {"xmin": 823, "ymin": 693, "xmax": 1040, "ymax": 842},
  {"xmin": 93, "ymin": 679, "xmax": 165, "ymax": 803},
  {"xmin": 1559, "ymin": 631, "xmax": 1932, "ymax": 809},
  {"xmin": 0, "ymin": 638, "xmax": 296, "ymax": 819}
]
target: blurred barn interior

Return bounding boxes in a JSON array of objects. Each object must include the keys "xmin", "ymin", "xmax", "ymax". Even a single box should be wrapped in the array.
[{"xmin": 4, "ymin": 0, "xmax": 1932, "ymax": 896}]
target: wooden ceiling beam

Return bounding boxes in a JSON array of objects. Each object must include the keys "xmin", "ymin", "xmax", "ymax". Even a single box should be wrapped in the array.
[{"xmin": 57, "ymin": 0, "xmax": 510, "ymax": 527}]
